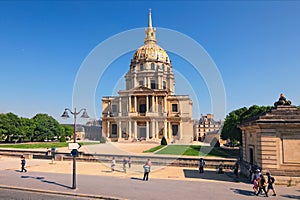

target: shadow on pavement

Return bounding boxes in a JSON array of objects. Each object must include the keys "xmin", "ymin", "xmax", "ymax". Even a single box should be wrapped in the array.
[
  {"xmin": 281, "ymin": 194, "xmax": 300, "ymax": 199},
  {"xmin": 21, "ymin": 175, "xmax": 71, "ymax": 189},
  {"xmin": 130, "ymin": 177, "xmax": 143, "ymax": 181},
  {"xmin": 230, "ymin": 188, "xmax": 255, "ymax": 196},
  {"xmin": 183, "ymin": 169, "xmax": 237, "ymax": 183}
]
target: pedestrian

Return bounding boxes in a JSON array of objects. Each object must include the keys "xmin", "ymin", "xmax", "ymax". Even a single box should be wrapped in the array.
[
  {"xmin": 147, "ymin": 159, "xmax": 152, "ymax": 167},
  {"xmin": 111, "ymin": 157, "xmax": 116, "ymax": 172},
  {"xmin": 266, "ymin": 172, "xmax": 277, "ymax": 196},
  {"xmin": 128, "ymin": 157, "xmax": 132, "ymax": 168},
  {"xmin": 256, "ymin": 174, "xmax": 268, "ymax": 197},
  {"xmin": 20, "ymin": 156, "xmax": 27, "ymax": 172},
  {"xmin": 253, "ymin": 178, "xmax": 259, "ymax": 194},
  {"xmin": 123, "ymin": 158, "xmax": 127, "ymax": 173},
  {"xmin": 233, "ymin": 162, "xmax": 239, "ymax": 178},
  {"xmin": 143, "ymin": 163, "xmax": 150, "ymax": 181},
  {"xmin": 199, "ymin": 158, "xmax": 205, "ymax": 173}
]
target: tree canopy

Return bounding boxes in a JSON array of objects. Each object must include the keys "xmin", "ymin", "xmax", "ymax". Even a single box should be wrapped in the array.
[
  {"xmin": 221, "ymin": 105, "xmax": 273, "ymax": 144},
  {"xmin": 0, "ymin": 112, "xmax": 74, "ymax": 143}
]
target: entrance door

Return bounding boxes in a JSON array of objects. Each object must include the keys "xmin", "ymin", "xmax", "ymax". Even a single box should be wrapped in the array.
[
  {"xmin": 249, "ymin": 148, "xmax": 254, "ymax": 164},
  {"xmin": 172, "ymin": 125, "xmax": 178, "ymax": 136},
  {"xmin": 139, "ymin": 127, "xmax": 146, "ymax": 139}
]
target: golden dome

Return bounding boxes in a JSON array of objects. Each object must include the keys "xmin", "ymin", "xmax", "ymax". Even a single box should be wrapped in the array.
[
  {"xmin": 133, "ymin": 43, "xmax": 170, "ymax": 64},
  {"xmin": 132, "ymin": 9, "xmax": 171, "ymax": 64}
]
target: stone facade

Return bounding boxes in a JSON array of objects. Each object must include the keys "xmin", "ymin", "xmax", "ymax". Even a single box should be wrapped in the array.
[
  {"xmin": 101, "ymin": 11, "xmax": 193, "ymax": 143},
  {"xmin": 239, "ymin": 104, "xmax": 300, "ymax": 182},
  {"xmin": 193, "ymin": 114, "xmax": 222, "ymax": 142}
]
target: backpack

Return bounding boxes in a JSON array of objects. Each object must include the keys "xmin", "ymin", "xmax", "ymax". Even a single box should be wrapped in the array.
[{"xmin": 270, "ymin": 176, "xmax": 275, "ymax": 183}]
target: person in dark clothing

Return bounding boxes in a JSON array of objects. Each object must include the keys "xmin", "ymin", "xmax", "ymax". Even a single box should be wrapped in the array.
[
  {"xmin": 143, "ymin": 164, "xmax": 150, "ymax": 181},
  {"xmin": 20, "ymin": 156, "xmax": 27, "ymax": 172},
  {"xmin": 199, "ymin": 158, "xmax": 205, "ymax": 173},
  {"xmin": 266, "ymin": 172, "xmax": 277, "ymax": 196},
  {"xmin": 256, "ymin": 174, "xmax": 268, "ymax": 197}
]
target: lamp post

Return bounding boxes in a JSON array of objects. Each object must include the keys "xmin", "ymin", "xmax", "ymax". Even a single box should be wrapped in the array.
[{"xmin": 61, "ymin": 108, "xmax": 89, "ymax": 189}]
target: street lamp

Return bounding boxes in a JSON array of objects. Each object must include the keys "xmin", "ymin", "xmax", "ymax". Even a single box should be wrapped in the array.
[{"xmin": 61, "ymin": 108, "xmax": 89, "ymax": 189}]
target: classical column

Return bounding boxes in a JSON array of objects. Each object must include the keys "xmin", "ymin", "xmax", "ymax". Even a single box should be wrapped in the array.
[
  {"xmin": 151, "ymin": 120, "xmax": 155, "ymax": 139},
  {"xmin": 118, "ymin": 121, "xmax": 122, "ymax": 139},
  {"xmin": 155, "ymin": 121, "xmax": 158, "ymax": 139},
  {"xmin": 133, "ymin": 74, "xmax": 136, "ymax": 88},
  {"xmin": 128, "ymin": 96, "xmax": 131, "ymax": 112},
  {"xmin": 119, "ymin": 97, "xmax": 122, "ymax": 116},
  {"xmin": 164, "ymin": 97, "xmax": 167, "ymax": 113},
  {"xmin": 146, "ymin": 95, "xmax": 149, "ymax": 112},
  {"xmin": 134, "ymin": 121, "xmax": 137, "ymax": 139},
  {"xmin": 164, "ymin": 121, "xmax": 167, "ymax": 139},
  {"xmin": 128, "ymin": 121, "xmax": 132, "ymax": 139},
  {"xmin": 152, "ymin": 96, "xmax": 155, "ymax": 112},
  {"xmin": 107, "ymin": 121, "xmax": 110, "ymax": 138},
  {"xmin": 146, "ymin": 121, "xmax": 149, "ymax": 139},
  {"xmin": 180, "ymin": 121, "xmax": 183, "ymax": 140},
  {"xmin": 157, "ymin": 76, "xmax": 160, "ymax": 89},
  {"xmin": 134, "ymin": 96, "xmax": 137, "ymax": 112},
  {"xmin": 156, "ymin": 96, "xmax": 158, "ymax": 113},
  {"xmin": 144, "ymin": 77, "xmax": 147, "ymax": 87},
  {"xmin": 168, "ymin": 122, "xmax": 171, "ymax": 139}
]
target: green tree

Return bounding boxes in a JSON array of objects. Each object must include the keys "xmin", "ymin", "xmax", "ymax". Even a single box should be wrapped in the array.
[
  {"xmin": 0, "ymin": 112, "xmax": 21, "ymax": 142},
  {"xmin": 221, "ymin": 105, "xmax": 272, "ymax": 144},
  {"xmin": 32, "ymin": 114, "xmax": 63, "ymax": 142},
  {"xmin": 19, "ymin": 117, "xmax": 35, "ymax": 142}
]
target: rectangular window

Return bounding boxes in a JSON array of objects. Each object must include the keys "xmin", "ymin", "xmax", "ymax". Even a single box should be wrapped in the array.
[
  {"xmin": 172, "ymin": 104, "xmax": 178, "ymax": 112},
  {"xmin": 112, "ymin": 105, "xmax": 117, "ymax": 113},
  {"xmin": 151, "ymin": 80, "xmax": 156, "ymax": 89},
  {"xmin": 172, "ymin": 125, "xmax": 178, "ymax": 136},
  {"xmin": 140, "ymin": 64, "xmax": 144, "ymax": 71},
  {"xmin": 112, "ymin": 124, "xmax": 117, "ymax": 137},
  {"xmin": 139, "ymin": 81, "xmax": 143, "ymax": 86},
  {"xmin": 163, "ymin": 81, "xmax": 166, "ymax": 89}
]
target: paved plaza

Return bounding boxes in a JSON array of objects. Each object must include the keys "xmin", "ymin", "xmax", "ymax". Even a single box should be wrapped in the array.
[{"xmin": 0, "ymin": 143, "xmax": 299, "ymax": 199}]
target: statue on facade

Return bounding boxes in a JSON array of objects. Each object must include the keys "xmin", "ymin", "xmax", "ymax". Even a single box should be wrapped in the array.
[{"xmin": 274, "ymin": 93, "xmax": 292, "ymax": 107}]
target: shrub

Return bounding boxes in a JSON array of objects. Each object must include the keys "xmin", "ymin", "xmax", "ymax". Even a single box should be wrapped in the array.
[
  {"xmin": 161, "ymin": 136, "xmax": 168, "ymax": 145},
  {"xmin": 100, "ymin": 137, "xmax": 107, "ymax": 144}
]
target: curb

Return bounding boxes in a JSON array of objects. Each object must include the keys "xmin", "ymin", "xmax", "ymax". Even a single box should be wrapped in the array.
[{"xmin": 0, "ymin": 185, "xmax": 126, "ymax": 200}]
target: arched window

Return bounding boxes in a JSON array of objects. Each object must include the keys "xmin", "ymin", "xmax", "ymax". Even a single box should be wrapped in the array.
[{"xmin": 140, "ymin": 64, "xmax": 144, "ymax": 71}]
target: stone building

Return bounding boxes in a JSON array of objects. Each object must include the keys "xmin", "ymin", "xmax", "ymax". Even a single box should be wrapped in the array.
[
  {"xmin": 101, "ymin": 11, "xmax": 193, "ymax": 142},
  {"xmin": 239, "ymin": 95, "xmax": 300, "ymax": 183},
  {"xmin": 193, "ymin": 114, "xmax": 222, "ymax": 142}
]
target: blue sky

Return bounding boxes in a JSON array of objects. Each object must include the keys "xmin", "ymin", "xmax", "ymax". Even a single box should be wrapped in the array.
[{"xmin": 0, "ymin": 1, "xmax": 299, "ymax": 123}]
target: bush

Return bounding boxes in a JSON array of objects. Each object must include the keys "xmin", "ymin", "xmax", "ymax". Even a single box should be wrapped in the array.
[
  {"xmin": 100, "ymin": 137, "xmax": 107, "ymax": 144},
  {"xmin": 210, "ymin": 138, "xmax": 220, "ymax": 147},
  {"xmin": 161, "ymin": 136, "xmax": 168, "ymax": 145}
]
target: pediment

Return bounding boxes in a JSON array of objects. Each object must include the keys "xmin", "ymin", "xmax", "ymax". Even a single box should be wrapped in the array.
[{"xmin": 130, "ymin": 86, "xmax": 154, "ymax": 92}]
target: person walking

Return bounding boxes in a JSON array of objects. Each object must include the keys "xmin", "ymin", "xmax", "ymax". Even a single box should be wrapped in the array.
[
  {"xmin": 143, "ymin": 163, "xmax": 150, "ymax": 181},
  {"xmin": 128, "ymin": 157, "xmax": 132, "ymax": 168},
  {"xmin": 111, "ymin": 157, "xmax": 116, "ymax": 172},
  {"xmin": 199, "ymin": 158, "xmax": 205, "ymax": 173},
  {"xmin": 256, "ymin": 174, "xmax": 268, "ymax": 197},
  {"xmin": 266, "ymin": 172, "xmax": 277, "ymax": 196},
  {"xmin": 123, "ymin": 158, "xmax": 127, "ymax": 173},
  {"xmin": 20, "ymin": 156, "xmax": 27, "ymax": 172}
]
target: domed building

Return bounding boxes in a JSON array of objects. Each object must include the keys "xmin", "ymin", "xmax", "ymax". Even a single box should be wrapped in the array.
[{"xmin": 101, "ymin": 10, "xmax": 193, "ymax": 142}]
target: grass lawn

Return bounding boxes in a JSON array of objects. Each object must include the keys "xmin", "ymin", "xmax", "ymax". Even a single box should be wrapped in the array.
[
  {"xmin": 153, "ymin": 145, "xmax": 239, "ymax": 158},
  {"xmin": 0, "ymin": 142, "xmax": 99, "ymax": 149},
  {"xmin": 143, "ymin": 145, "xmax": 165, "ymax": 153}
]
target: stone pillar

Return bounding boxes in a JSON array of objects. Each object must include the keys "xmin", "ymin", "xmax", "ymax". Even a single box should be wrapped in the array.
[
  {"xmin": 146, "ymin": 121, "xmax": 149, "ymax": 140},
  {"xmin": 133, "ymin": 74, "xmax": 136, "ymax": 88},
  {"xmin": 168, "ymin": 122, "xmax": 171, "ymax": 139},
  {"xmin": 146, "ymin": 95, "xmax": 149, "ymax": 112},
  {"xmin": 119, "ymin": 97, "xmax": 122, "ymax": 116},
  {"xmin": 151, "ymin": 120, "xmax": 155, "ymax": 139},
  {"xmin": 134, "ymin": 96, "xmax": 137, "ymax": 112},
  {"xmin": 107, "ymin": 121, "xmax": 110, "ymax": 138},
  {"xmin": 118, "ymin": 121, "xmax": 122, "ymax": 139},
  {"xmin": 158, "ymin": 76, "xmax": 160, "ymax": 89},
  {"xmin": 156, "ymin": 96, "xmax": 158, "ymax": 113},
  {"xmin": 156, "ymin": 121, "xmax": 158, "ymax": 139},
  {"xmin": 144, "ymin": 77, "xmax": 147, "ymax": 87},
  {"xmin": 164, "ymin": 97, "xmax": 167, "ymax": 113},
  {"xmin": 152, "ymin": 96, "xmax": 155, "ymax": 112},
  {"xmin": 164, "ymin": 121, "xmax": 167, "ymax": 139},
  {"xmin": 128, "ymin": 96, "xmax": 131, "ymax": 112},
  {"xmin": 128, "ymin": 121, "xmax": 132, "ymax": 139},
  {"xmin": 134, "ymin": 121, "xmax": 137, "ymax": 139}
]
